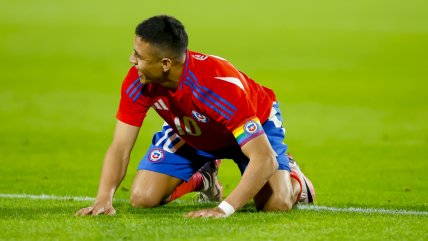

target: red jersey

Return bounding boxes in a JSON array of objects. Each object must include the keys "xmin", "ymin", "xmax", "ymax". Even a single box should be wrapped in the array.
[{"xmin": 116, "ymin": 50, "xmax": 276, "ymax": 152}]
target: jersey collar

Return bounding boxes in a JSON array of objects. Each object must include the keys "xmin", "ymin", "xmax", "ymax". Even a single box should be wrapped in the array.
[{"xmin": 178, "ymin": 49, "xmax": 191, "ymax": 91}]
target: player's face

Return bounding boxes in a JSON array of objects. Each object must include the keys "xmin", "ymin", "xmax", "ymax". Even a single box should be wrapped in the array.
[{"xmin": 130, "ymin": 37, "xmax": 163, "ymax": 84}]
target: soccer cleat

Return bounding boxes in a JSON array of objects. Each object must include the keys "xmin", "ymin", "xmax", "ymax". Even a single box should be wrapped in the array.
[
  {"xmin": 198, "ymin": 159, "xmax": 223, "ymax": 203},
  {"xmin": 288, "ymin": 154, "xmax": 316, "ymax": 204}
]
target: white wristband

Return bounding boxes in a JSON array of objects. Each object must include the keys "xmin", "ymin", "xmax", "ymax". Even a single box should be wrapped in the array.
[{"xmin": 218, "ymin": 201, "xmax": 235, "ymax": 217}]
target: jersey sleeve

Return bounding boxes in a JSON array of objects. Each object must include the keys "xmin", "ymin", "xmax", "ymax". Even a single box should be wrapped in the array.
[
  {"xmin": 203, "ymin": 70, "xmax": 266, "ymax": 148},
  {"xmin": 232, "ymin": 116, "xmax": 265, "ymax": 147},
  {"xmin": 226, "ymin": 87, "xmax": 265, "ymax": 147},
  {"xmin": 116, "ymin": 67, "xmax": 151, "ymax": 127}
]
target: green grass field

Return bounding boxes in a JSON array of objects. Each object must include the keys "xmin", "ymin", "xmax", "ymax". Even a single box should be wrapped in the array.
[{"xmin": 1, "ymin": 0, "xmax": 427, "ymax": 240}]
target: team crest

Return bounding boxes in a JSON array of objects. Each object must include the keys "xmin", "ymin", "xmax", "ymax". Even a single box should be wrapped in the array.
[
  {"xmin": 148, "ymin": 148, "xmax": 164, "ymax": 162},
  {"xmin": 192, "ymin": 54, "xmax": 208, "ymax": 61},
  {"xmin": 192, "ymin": 110, "xmax": 209, "ymax": 123},
  {"xmin": 244, "ymin": 120, "xmax": 258, "ymax": 134}
]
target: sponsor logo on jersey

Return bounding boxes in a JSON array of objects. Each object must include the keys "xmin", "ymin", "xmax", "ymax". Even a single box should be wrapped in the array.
[
  {"xmin": 192, "ymin": 54, "xmax": 208, "ymax": 61},
  {"xmin": 244, "ymin": 120, "xmax": 258, "ymax": 134},
  {"xmin": 191, "ymin": 110, "xmax": 209, "ymax": 123},
  {"xmin": 148, "ymin": 148, "xmax": 164, "ymax": 162}
]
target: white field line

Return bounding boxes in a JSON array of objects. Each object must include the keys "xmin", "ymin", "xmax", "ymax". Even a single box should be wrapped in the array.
[
  {"xmin": 296, "ymin": 204, "xmax": 428, "ymax": 216},
  {"xmin": 0, "ymin": 193, "xmax": 99, "ymax": 202},
  {"xmin": 1, "ymin": 193, "xmax": 427, "ymax": 216}
]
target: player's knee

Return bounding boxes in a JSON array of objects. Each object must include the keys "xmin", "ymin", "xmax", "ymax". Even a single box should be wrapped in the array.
[
  {"xmin": 262, "ymin": 196, "xmax": 293, "ymax": 212},
  {"xmin": 280, "ymin": 199, "xmax": 294, "ymax": 211},
  {"xmin": 130, "ymin": 191, "xmax": 160, "ymax": 208}
]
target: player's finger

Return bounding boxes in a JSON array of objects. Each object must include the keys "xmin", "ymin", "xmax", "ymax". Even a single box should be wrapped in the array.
[
  {"xmin": 91, "ymin": 207, "xmax": 105, "ymax": 216},
  {"xmin": 186, "ymin": 210, "xmax": 203, "ymax": 218},
  {"xmin": 75, "ymin": 207, "xmax": 89, "ymax": 216},
  {"xmin": 185, "ymin": 210, "xmax": 206, "ymax": 218},
  {"xmin": 105, "ymin": 207, "xmax": 116, "ymax": 216},
  {"xmin": 75, "ymin": 207, "xmax": 93, "ymax": 216},
  {"xmin": 74, "ymin": 209, "xmax": 84, "ymax": 216},
  {"xmin": 214, "ymin": 211, "xmax": 227, "ymax": 218},
  {"xmin": 187, "ymin": 208, "xmax": 227, "ymax": 218},
  {"xmin": 200, "ymin": 211, "xmax": 218, "ymax": 218},
  {"xmin": 185, "ymin": 211, "xmax": 199, "ymax": 218}
]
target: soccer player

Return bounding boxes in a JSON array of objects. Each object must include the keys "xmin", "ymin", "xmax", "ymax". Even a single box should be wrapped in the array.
[{"xmin": 76, "ymin": 15, "xmax": 315, "ymax": 218}]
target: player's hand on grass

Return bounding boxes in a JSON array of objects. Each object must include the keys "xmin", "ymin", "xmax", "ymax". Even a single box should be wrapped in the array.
[
  {"xmin": 185, "ymin": 207, "xmax": 228, "ymax": 218},
  {"xmin": 75, "ymin": 202, "xmax": 116, "ymax": 216}
]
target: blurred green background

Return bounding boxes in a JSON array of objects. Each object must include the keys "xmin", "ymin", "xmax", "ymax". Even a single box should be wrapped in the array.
[{"xmin": 1, "ymin": 0, "xmax": 427, "ymax": 211}]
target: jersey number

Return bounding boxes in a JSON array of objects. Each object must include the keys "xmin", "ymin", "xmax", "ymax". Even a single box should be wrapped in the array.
[{"xmin": 173, "ymin": 116, "xmax": 201, "ymax": 136}]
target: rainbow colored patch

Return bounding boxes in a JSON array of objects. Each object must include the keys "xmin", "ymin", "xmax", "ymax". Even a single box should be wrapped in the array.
[{"xmin": 233, "ymin": 117, "xmax": 265, "ymax": 146}]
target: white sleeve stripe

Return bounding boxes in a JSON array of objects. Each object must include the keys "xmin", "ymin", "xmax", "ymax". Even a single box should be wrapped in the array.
[
  {"xmin": 214, "ymin": 77, "xmax": 245, "ymax": 92},
  {"xmin": 158, "ymin": 99, "xmax": 169, "ymax": 110},
  {"xmin": 154, "ymin": 102, "xmax": 162, "ymax": 109}
]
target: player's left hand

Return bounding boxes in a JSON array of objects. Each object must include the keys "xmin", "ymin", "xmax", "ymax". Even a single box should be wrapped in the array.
[{"xmin": 185, "ymin": 207, "xmax": 228, "ymax": 218}]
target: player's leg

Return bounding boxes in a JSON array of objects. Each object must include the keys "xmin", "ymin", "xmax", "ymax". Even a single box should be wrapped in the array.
[
  {"xmin": 288, "ymin": 154, "xmax": 316, "ymax": 204},
  {"xmin": 253, "ymin": 156, "xmax": 315, "ymax": 211},
  {"xmin": 130, "ymin": 169, "xmax": 183, "ymax": 208},
  {"xmin": 130, "ymin": 124, "xmax": 221, "ymax": 207},
  {"xmin": 232, "ymin": 149, "xmax": 302, "ymax": 211},
  {"xmin": 253, "ymin": 169, "xmax": 298, "ymax": 211},
  {"xmin": 130, "ymin": 162, "xmax": 220, "ymax": 207},
  {"xmin": 130, "ymin": 145, "xmax": 213, "ymax": 208},
  {"xmin": 197, "ymin": 159, "xmax": 223, "ymax": 202},
  {"xmin": 253, "ymin": 102, "xmax": 314, "ymax": 211},
  {"xmin": 164, "ymin": 159, "xmax": 222, "ymax": 203}
]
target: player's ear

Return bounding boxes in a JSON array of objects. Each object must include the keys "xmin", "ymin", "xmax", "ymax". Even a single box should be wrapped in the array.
[{"xmin": 161, "ymin": 58, "xmax": 172, "ymax": 72}]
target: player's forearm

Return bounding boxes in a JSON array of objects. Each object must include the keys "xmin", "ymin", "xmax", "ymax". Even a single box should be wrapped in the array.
[
  {"xmin": 95, "ymin": 145, "xmax": 130, "ymax": 202},
  {"xmin": 224, "ymin": 154, "xmax": 278, "ymax": 211}
]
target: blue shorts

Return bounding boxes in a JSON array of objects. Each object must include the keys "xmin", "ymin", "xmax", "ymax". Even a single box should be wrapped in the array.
[{"xmin": 138, "ymin": 102, "xmax": 290, "ymax": 181}]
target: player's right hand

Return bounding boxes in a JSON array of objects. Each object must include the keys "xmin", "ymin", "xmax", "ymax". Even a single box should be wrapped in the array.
[{"xmin": 75, "ymin": 203, "xmax": 116, "ymax": 216}]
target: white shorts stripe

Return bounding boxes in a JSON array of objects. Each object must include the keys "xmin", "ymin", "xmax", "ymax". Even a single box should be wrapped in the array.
[{"xmin": 155, "ymin": 128, "xmax": 174, "ymax": 146}]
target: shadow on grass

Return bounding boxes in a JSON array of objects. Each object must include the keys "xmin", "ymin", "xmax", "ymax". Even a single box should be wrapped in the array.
[
  {"xmin": 116, "ymin": 201, "xmax": 259, "ymax": 216},
  {"xmin": 0, "ymin": 198, "xmax": 267, "ymax": 221}
]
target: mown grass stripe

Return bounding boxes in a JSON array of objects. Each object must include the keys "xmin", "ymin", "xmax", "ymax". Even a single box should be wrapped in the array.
[{"xmin": 1, "ymin": 193, "xmax": 426, "ymax": 216}]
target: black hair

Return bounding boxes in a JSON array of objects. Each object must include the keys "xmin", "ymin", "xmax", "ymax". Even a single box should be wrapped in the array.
[{"xmin": 135, "ymin": 15, "xmax": 188, "ymax": 57}]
